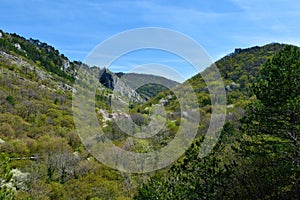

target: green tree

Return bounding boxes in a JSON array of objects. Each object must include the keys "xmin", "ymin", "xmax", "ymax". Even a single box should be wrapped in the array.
[
  {"xmin": 6, "ymin": 95, "xmax": 17, "ymax": 106},
  {"xmin": 136, "ymin": 46, "xmax": 300, "ymax": 200},
  {"xmin": 0, "ymin": 153, "xmax": 15, "ymax": 200},
  {"xmin": 241, "ymin": 45, "xmax": 300, "ymax": 199},
  {"xmin": 135, "ymin": 123, "xmax": 236, "ymax": 200}
]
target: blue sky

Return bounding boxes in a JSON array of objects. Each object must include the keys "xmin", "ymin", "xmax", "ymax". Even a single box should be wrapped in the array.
[{"xmin": 1, "ymin": 0, "xmax": 300, "ymax": 81}]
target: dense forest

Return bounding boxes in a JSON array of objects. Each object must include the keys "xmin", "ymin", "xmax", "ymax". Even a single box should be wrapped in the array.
[{"xmin": 0, "ymin": 30, "xmax": 299, "ymax": 199}]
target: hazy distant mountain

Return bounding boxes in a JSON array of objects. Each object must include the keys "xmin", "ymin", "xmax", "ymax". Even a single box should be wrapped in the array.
[{"xmin": 115, "ymin": 72, "xmax": 179, "ymax": 99}]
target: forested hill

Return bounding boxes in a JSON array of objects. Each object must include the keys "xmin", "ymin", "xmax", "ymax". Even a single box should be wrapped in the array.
[
  {"xmin": 135, "ymin": 44, "xmax": 300, "ymax": 199},
  {"xmin": 0, "ymin": 30, "xmax": 177, "ymax": 100},
  {"xmin": 0, "ymin": 30, "xmax": 137, "ymax": 199},
  {"xmin": 98, "ymin": 69, "xmax": 178, "ymax": 100},
  {"xmin": 188, "ymin": 43, "xmax": 287, "ymax": 103},
  {"xmin": 191, "ymin": 43, "xmax": 286, "ymax": 85},
  {"xmin": 188, "ymin": 43, "xmax": 287, "ymax": 92},
  {"xmin": 115, "ymin": 72, "xmax": 179, "ymax": 99},
  {"xmin": 215, "ymin": 43, "xmax": 286, "ymax": 85},
  {"xmin": 0, "ymin": 30, "xmax": 78, "ymax": 83},
  {"xmin": 139, "ymin": 43, "xmax": 289, "ymax": 115},
  {"xmin": 0, "ymin": 28, "xmax": 299, "ymax": 200}
]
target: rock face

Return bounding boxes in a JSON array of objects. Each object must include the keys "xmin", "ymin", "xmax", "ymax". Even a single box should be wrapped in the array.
[
  {"xmin": 98, "ymin": 68, "xmax": 144, "ymax": 103},
  {"xmin": 113, "ymin": 76, "xmax": 144, "ymax": 102},
  {"xmin": 98, "ymin": 69, "xmax": 180, "ymax": 103},
  {"xmin": 0, "ymin": 50, "xmax": 74, "ymax": 93},
  {"xmin": 0, "ymin": 50, "xmax": 45, "ymax": 80},
  {"xmin": 99, "ymin": 68, "xmax": 115, "ymax": 90},
  {"xmin": 14, "ymin": 43, "xmax": 22, "ymax": 50},
  {"xmin": 225, "ymin": 82, "xmax": 240, "ymax": 92}
]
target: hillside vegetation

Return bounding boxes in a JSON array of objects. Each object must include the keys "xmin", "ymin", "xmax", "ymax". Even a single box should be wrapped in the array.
[
  {"xmin": 135, "ymin": 44, "xmax": 300, "ymax": 199},
  {"xmin": 0, "ymin": 29, "xmax": 299, "ymax": 199},
  {"xmin": 0, "ymin": 30, "xmax": 134, "ymax": 200}
]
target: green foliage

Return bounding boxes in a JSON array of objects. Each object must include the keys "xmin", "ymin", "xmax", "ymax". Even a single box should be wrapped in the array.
[
  {"xmin": 136, "ymin": 83, "xmax": 170, "ymax": 99},
  {"xmin": 136, "ymin": 45, "xmax": 300, "ymax": 199},
  {"xmin": 0, "ymin": 153, "xmax": 15, "ymax": 200},
  {"xmin": 188, "ymin": 43, "xmax": 286, "ymax": 104},
  {"xmin": 135, "ymin": 123, "xmax": 236, "ymax": 199},
  {"xmin": 239, "ymin": 45, "xmax": 300, "ymax": 199},
  {"xmin": 115, "ymin": 72, "xmax": 178, "ymax": 100},
  {"xmin": 0, "ymin": 30, "xmax": 136, "ymax": 199},
  {"xmin": 6, "ymin": 95, "xmax": 17, "ymax": 106},
  {"xmin": 0, "ymin": 31, "xmax": 75, "ymax": 82},
  {"xmin": 1, "ymin": 28, "xmax": 300, "ymax": 199}
]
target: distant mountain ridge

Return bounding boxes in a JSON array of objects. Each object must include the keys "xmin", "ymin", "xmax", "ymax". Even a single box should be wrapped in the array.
[
  {"xmin": 115, "ymin": 72, "xmax": 179, "ymax": 99},
  {"xmin": 0, "ymin": 30, "xmax": 178, "ymax": 102}
]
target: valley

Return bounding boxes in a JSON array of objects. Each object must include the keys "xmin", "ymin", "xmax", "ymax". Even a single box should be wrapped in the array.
[{"xmin": 0, "ymin": 30, "xmax": 299, "ymax": 199}]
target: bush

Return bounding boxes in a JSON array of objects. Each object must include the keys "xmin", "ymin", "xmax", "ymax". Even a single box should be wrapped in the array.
[{"xmin": 6, "ymin": 95, "xmax": 17, "ymax": 105}]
